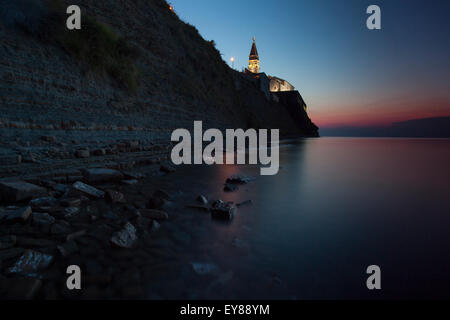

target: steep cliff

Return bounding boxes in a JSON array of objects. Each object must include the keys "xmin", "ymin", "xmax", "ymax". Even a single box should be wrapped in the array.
[{"xmin": 0, "ymin": 0, "xmax": 318, "ymax": 176}]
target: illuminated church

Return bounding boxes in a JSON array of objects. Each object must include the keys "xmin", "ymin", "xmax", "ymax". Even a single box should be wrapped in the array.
[{"xmin": 245, "ymin": 37, "xmax": 295, "ymax": 93}]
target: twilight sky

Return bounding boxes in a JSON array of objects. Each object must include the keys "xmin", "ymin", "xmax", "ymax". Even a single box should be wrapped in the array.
[{"xmin": 170, "ymin": 0, "xmax": 450, "ymax": 129}]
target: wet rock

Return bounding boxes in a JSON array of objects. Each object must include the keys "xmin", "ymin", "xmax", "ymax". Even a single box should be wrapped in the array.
[
  {"xmin": 16, "ymin": 237, "xmax": 56, "ymax": 248},
  {"xmin": 0, "ymin": 235, "xmax": 17, "ymax": 250},
  {"xmin": 197, "ymin": 195, "xmax": 208, "ymax": 205},
  {"xmin": 224, "ymin": 184, "xmax": 238, "ymax": 192},
  {"xmin": 191, "ymin": 262, "xmax": 219, "ymax": 275},
  {"xmin": 121, "ymin": 179, "xmax": 138, "ymax": 185},
  {"xmin": 3, "ymin": 277, "xmax": 42, "ymax": 300},
  {"xmin": 0, "ymin": 181, "xmax": 47, "ymax": 202},
  {"xmin": 31, "ymin": 212, "xmax": 56, "ymax": 228},
  {"xmin": 81, "ymin": 168, "xmax": 124, "ymax": 184},
  {"xmin": 72, "ymin": 181, "xmax": 105, "ymax": 199},
  {"xmin": 57, "ymin": 241, "xmax": 79, "ymax": 257},
  {"xmin": 30, "ymin": 197, "xmax": 59, "ymax": 211},
  {"xmin": 105, "ymin": 190, "xmax": 126, "ymax": 203},
  {"xmin": 60, "ymin": 198, "xmax": 81, "ymax": 207},
  {"xmin": 64, "ymin": 207, "xmax": 80, "ymax": 219},
  {"xmin": 211, "ymin": 200, "xmax": 236, "ymax": 221},
  {"xmin": 0, "ymin": 206, "xmax": 32, "ymax": 223},
  {"xmin": 8, "ymin": 250, "xmax": 53, "ymax": 277},
  {"xmin": 139, "ymin": 209, "xmax": 169, "ymax": 221},
  {"xmin": 75, "ymin": 149, "xmax": 90, "ymax": 158},
  {"xmin": 110, "ymin": 222, "xmax": 137, "ymax": 249},
  {"xmin": 226, "ymin": 175, "xmax": 256, "ymax": 184},
  {"xmin": 160, "ymin": 164, "xmax": 176, "ymax": 173}
]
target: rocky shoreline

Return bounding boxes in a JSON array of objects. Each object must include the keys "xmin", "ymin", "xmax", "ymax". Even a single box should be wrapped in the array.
[{"xmin": 0, "ymin": 161, "xmax": 254, "ymax": 299}]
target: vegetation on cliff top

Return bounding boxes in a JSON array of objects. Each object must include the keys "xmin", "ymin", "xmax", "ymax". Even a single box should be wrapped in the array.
[{"xmin": 0, "ymin": 0, "xmax": 140, "ymax": 93}]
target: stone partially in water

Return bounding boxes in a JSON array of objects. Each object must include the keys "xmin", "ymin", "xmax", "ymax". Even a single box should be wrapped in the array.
[
  {"xmin": 211, "ymin": 200, "xmax": 236, "ymax": 221},
  {"xmin": 197, "ymin": 195, "xmax": 208, "ymax": 205},
  {"xmin": 226, "ymin": 175, "xmax": 256, "ymax": 185},
  {"xmin": 224, "ymin": 184, "xmax": 238, "ymax": 192}
]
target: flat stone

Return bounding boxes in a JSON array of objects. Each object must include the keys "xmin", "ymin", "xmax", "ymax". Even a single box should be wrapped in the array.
[
  {"xmin": 197, "ymin": 195, "xmax": 208, "ymax": 205},
  {"xmin": 139, "ymin": 209, "xmax": 169, "ymax": 221},
  {"xmin": 31, "ymin": 212, "xmax": 55, "ymax": 228},
  {"xmin": 211, "ymin": 200, "xmax": 236, "ymax": 221},
  {"xmin": 64, "ymin": 207, "xmax": 80, "ymax": 219},
  {"xmin": 226, "ymin": 175, "xmax": 256, "ymax": 184},
  {"xmin": 0, "ymin": 206, "xmax": 32, "ymax": 223},
  {"xmin": 0, "ymin": 181, "xmax": 47, "ymax": 202},
  {"xmin": 0, "ymin": 235, "xmax": 17, "ymax": 250},
  {"xmin": 72, "ymin": 181, "xmax": 105, "ymax": 199},
  {"xmin": 224, "ymin": 183, "xmax": 238, "ymax": 192},
  {"xmin": 105, "ymin": 190, "xmax": 126, "ymax": 203},
  {"xmin": 57, "ymin": 241, "xmax": 79, "ymax": 257},
  {"xmin": 60, "ymin": 198, "xmax": 81, "ymax": 207},
  {"xmin": 110, "ymin": 222, "xmax": 137, "ymax": 249},
  {"xmin": 81, "ymin": 168, "xmax": 124, "ymax": 183},
  {"xmin": 30, "ymin": 197, "xmax": 59, "ymax": 211},
  {"xmin": 121, "ymin": 179, "xmax": 138, "ymax": 185},
  {"xmin": 8, "ymin": 250, "xmax": 53, "ymax": 277}
]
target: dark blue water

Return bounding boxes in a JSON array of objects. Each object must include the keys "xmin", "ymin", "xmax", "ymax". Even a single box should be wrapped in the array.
[{"xmin": 147, "ymin": 138, "xmax": 450, "ymax": 299}]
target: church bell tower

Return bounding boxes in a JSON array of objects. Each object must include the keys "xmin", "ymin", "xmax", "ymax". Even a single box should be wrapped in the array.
[{"xmin": 248, "ymin": 37, "xmax": 260, "ymax": 74}]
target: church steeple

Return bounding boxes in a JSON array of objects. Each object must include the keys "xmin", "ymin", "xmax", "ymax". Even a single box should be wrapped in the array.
[{"xmin": 248, "ymin": 37, "xmax": 260, "ymax": 73}]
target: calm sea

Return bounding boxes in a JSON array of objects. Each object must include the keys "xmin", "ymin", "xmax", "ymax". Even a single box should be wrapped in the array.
[{"xmin": 149, "ymin": 138, "xmax": 450, "ymax": 299}]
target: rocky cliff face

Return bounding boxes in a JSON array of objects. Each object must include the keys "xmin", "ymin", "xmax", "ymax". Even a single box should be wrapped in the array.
[{"xmin": 0, "ymin": 0, "xmax": 318, "ymax": 177}]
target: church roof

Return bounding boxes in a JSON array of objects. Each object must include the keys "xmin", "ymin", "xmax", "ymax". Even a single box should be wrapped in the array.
[{"xmin": 249, "ymin": 38, "xmax": 259, "ymax": 60}]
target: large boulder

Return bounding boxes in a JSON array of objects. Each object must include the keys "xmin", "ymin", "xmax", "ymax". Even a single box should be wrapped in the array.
[{"xmin": 0, "ymin": 181, "xmax": 47, "ymax": 202}]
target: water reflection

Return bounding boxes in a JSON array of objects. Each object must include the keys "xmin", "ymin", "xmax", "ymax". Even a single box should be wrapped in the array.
[{"xmin": 154, "ymin": 138, "xmax": 450, "ymax": 299}]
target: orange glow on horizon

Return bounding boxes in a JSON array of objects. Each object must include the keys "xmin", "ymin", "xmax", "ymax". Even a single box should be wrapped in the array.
[{"xmin": 309, "ymin": 97, "xmax": 450, "ymax": 128}]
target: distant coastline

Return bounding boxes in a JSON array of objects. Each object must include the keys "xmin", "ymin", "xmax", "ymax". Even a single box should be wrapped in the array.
[{"xmin": 320, "ymin": 116, "xmax": 450, "ymax": 138}]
